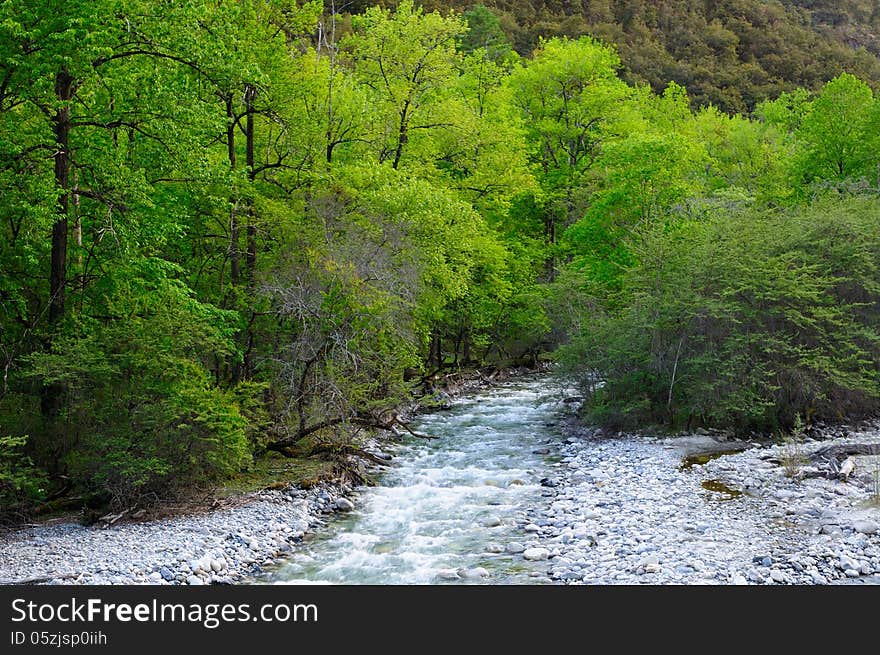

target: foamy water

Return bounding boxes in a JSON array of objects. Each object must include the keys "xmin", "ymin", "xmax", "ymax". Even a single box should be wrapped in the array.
[{"xmin": 270, "ymin": 376, "xmax": 567, "ymax": 584}]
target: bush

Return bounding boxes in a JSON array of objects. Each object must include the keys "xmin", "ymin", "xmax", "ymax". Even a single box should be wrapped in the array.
[
  {"xmin": 0, "ymin": 435, "xmax": 47, "ymax": 506},
  {"xmin": 21, "ymin": 261, "xmax": 251, "ymax": 507},
  {"xmin": 558, "ymin": 196, "xmax": 880, "ymax": 433}
]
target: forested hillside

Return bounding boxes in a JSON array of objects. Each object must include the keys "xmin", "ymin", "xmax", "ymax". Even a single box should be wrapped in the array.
[
  {"xmin": 419, "ymin": 0, "xmax": 880, "ymax": 112},
  {"xmin": 1, "ymin": 1, "xmax": 879, "ymax": 517}
]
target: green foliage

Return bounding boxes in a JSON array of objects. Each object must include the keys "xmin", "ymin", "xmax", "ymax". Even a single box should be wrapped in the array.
[
  {"xmin": 0, "ymin": 435, "xmax": 47, "ymax": 505},
  {"xmin": 6, "ymin": 0, "xmax": 880, "ymax": 516},
  {"xmin": 794, "ymin": 73, "xmax": 880, "ymax": 185},
  {"xmin": 558, "ymin": 198, "xmax": 880, "ymax": 433},
  {"xmin": 20, "ymin": 262, "xmax": 249, "ymax": 505}
]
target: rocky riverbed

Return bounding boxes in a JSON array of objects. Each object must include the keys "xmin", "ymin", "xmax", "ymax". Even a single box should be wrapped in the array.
[
  {"xmin": 518, "ymin": 425, "xmax": 880, "ymax": 585},
  {"xmin": 0, "ymin": 483, "xmax": 352, "ymax": 585}
]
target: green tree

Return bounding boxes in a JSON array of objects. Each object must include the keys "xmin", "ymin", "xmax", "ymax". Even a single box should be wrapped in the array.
[
  {"xmin": 508, "ymin": 36, "xmax": 632, "ymax": 278},
  {"xmin": 795, "ymin": 73, "xmax": 880, "ymax": 185}
]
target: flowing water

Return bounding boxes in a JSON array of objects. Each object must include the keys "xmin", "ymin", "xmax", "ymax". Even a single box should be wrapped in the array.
[{"xmin": 270, "ymin": 375, "xmax": 569, "ymax": 584}]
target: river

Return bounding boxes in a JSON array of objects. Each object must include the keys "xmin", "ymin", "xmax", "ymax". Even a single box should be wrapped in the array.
[{"xmin": 269, "ymin": 375, "xmax": 569, "ymax": 584}]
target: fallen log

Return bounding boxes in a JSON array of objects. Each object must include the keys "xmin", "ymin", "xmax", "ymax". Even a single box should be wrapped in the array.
[
  {"xmin": 96, "ymin": 508, "xmax": 131, "ymax": 527},
  {"xmin": 810, "ymin": 443, "xmax": 880, "ymax": 463}
]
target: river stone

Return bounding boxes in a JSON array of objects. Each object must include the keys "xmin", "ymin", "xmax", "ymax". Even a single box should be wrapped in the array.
[
  {"xmin": 523, "ymin": 548, "xmax": 550, "ymax": 561},
  {"xmin": 437, "ymin": 569, "xmax": 460, "ymax": 580},
  {"xmin": 482, "ymin": 517, "xmax": 502, "ymax": 528},
  {"xmin": 459, "ymin": 567, "xmax": 490, "ymax": 579},
  {"xmin": 211, "ymin": 559, "xmax": 224, "ymax": 572},
  {"xmin": 770, "ymin": 569, "xmax": 785, "ymax": 583},
  {"xmin": 335, "ymin": 498, "xmax": 355, "ymax": 511},
  {"xmin": 186, "ymin": 575, "xmax": 203, "ymax": 585},
  {"xmin": 485, "ymin": 544, "xmax": 505, "ymax": 554},
  {"xmin": 852, "ymin": 520, "xmax": 879, "ymax": 535},
  {"xmin": 732, "ymin": 575, "xmax": 748, "ymax": 585},
  {"xmin": 159, "ymin": 566, "xmax": 174, "ymax": 581},
  {"xmin": 506, "ymin": 542, "xmax": 526, "ymax": 554}
]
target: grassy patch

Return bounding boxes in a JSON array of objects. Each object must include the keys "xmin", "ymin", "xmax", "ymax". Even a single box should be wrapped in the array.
[{"xmin": 218, "ymin": 452, "xmax": 336, "ymax": 498}]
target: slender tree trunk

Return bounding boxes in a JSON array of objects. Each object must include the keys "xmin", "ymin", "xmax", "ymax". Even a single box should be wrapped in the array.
[
  {"xmin": 49, "ymin": 70, "xmax": 74, "ymax": 327},
  {"xmin": 430, "ymin": 332, "xmax": 442, "ymax": 370},
  {"xmin": 72, "ymin": 171, "xmax": 82, "ymax": 296},
  {"xmin": 245, "ymin": 85, "xmax": 257, "ymax": 283},
  {"xmin": 226, "ymin": 92, "xmax": 242, "ymax": 384},
  {"xmin": 226, "ymin": 93, "xmax": 240, "ymax": 288},
  {"xmin": 42, "ymin": 69, "xmax": 74, "ymax": 418},
  {"xmin": 392, "ymin": 100, "xmax": 410, "ymax": 170},
  {"xmin": 242, "ymin": 84, "xmax": 258, "ymax": 380}
]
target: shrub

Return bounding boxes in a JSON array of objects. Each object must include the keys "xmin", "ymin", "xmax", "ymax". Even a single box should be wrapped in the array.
[
  {"xmin": 0, "ymin": 435, "xmax": 47, "ymax": 506},
  {"xmin": 558, "ymin": 196, "xmax": 880, "ymax": 433},
  {"xmin": 22, "ymin": 261, "xmax": 251, "ymax": 507}
]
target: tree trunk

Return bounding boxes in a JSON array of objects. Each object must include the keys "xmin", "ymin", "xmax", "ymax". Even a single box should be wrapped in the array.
[
  {"xmin": 241, "ymin": 85, "xmax": 258, "ymax": 380},
  {"xmin": 392, "ymin": 100, "xmax": 410, "ymax": 170},
  {"xmin": 49, "ymin": 70, "xmax": 74, "ymax": 327},
  {"xmin": 41, "ymin": 69, "xmax": 74, "ymax": 418},
  {"xmin": 226, "ymin": 93, "xmax": 240, "ymax": 289},
  {"xmin": 245, "ymin": 84, "xmax": 257, "ymax": 284}
]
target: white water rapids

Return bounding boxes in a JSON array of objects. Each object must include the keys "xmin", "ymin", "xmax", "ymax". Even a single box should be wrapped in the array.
[{"xmin": 270, "ymin": 376, "xmax": 568, "ymax": 584}]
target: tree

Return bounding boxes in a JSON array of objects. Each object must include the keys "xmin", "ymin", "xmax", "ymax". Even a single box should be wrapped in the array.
[
  {"xmin": 794, "ymin": 73, "xmax": 880, "ymax": 185},
  {"xmin": 343, "ymin": 0, "xmax": 466, "ymax": 170},
  {"xmin": 508, "ymin": 36, "xmax": 632, "ymax": 278}
]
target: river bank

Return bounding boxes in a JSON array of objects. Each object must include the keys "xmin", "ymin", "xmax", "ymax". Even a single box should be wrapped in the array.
[
  {"xmin": 525, "ymin": 422, "xmax": 880, "ymax": 584},
  {"xmin": 0, "ymin": 482, "xmax": 355, "ymax": 585},
  {"xmin": 2, "ymin": 375, "xmax": 878, "ymax": 585}
]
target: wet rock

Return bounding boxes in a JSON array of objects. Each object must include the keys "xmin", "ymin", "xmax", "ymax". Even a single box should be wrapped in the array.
[
  {"xmin": 506, "ymin": 543, "xmax": 526, "ymax": 554},
  {"xmin": 335, "ymin": 498, "xmax": 355, "ymax": 511},
  {"xmin": 459, "ymin": 567, "xmax": 490, "ymax": 580}
]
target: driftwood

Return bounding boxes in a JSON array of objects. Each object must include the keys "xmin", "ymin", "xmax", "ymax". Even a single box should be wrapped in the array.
[
  {"xmin": 808, "ymin": 443, "xmax": 880, "ymax": 480},
  {"xmin": 96, "ymin": 508, "xmax": 131, "ymax": 527},
  {"xmin": 810, "ymin": 443, "xmax": 880, "ymax": 462},
  {"xmin": 0, "ymin": 572, "xmax": 78, "ymax": 585},
  {"xmin": 838, "ymin": 457, "xmax": 856, "ymax": 481}
]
